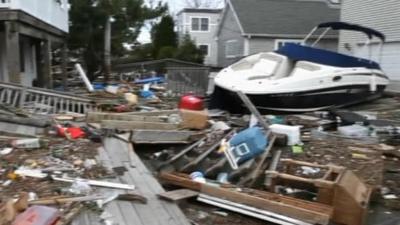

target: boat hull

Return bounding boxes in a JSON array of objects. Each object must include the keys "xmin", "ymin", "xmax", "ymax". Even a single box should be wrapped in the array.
[{"xmin": 209, "ymin": 85, "xmax": 386, "ymax": 113}]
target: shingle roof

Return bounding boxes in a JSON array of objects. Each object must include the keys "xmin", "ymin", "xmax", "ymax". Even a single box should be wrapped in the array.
[
  {"xmin": 178, "ymin": 8, "xmax": 223, "ymax": 15},
  {"xmin": 230, "ymin": 0, "xmax": 340, "ymax": 36}
]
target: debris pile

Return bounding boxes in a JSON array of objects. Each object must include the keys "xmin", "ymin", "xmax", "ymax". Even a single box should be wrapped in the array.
[{"xmin": 0, "ymin": 81, "xmax": 399, "ymax": 225}]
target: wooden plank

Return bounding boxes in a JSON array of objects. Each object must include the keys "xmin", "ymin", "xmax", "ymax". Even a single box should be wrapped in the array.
[
  {"xmin": 158, "ymin": 189, "xmax": 199, "ymax": 202},
  {"xmin": 87, "ymin": 112, "xmax": 166, "ymax": 123},
  {"xmin": 198, "ymin": 194, "xmax": 312, "ymax": 225},
  {"xmin": 130, "ymin": 130, "xmax": 196, "ymax": 144},
  {"xmin": 103, "ymin": 138, "xmax": 190, "ymax": 225},
  {"xmin": 158, "ymin": 137, "xmax": 207, "ymax": 170},
  {"xmin": 264, "ymin": 150, "xmax": 282, "ymax": 189},
  {"xmin": 180, "ymin": 130, "xmax": 235, "ymax": 172},
  {"xmin": 122, "ymin": 110, "xmax": 179, "ymax": 116},
  {"xmin": 201, "ymin": 185, "xmax": 331, "ymax": 225},
  {"xmin": 159, "ymin": 173, "xmax": 333, "ymax": 215},
  {"xmin": 102, "ymin": 120, "xmax": 179, "ymax": 130}
]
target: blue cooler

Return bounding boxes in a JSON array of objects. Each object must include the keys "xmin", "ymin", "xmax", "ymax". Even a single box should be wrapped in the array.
[{"xmin": 225, "ymin": 127, "xmax": 268, "ymax": 169}]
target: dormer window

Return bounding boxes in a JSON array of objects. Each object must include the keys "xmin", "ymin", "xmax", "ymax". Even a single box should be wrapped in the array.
[{"xmin": 191, "ymin": 17, "xmax": 209, "ymax": 32}]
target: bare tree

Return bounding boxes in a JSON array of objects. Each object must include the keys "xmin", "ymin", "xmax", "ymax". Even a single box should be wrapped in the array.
[{"xmin": 184, "ymin": 0, "xmax": 225, "ymax": 8}]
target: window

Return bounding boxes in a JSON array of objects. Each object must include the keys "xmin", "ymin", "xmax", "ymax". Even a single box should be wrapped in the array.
[
  {"xmin": 225, "ymin": 40, "xmax": 241, "ymax": 58},
  {"xmin": 191, "ymin": 17, "xmax": 209, "ymax": 31},
  {"xmin": 198, "ymin": 44, "xmax": 209, "ymax": 56},
  {"xmin": 274, "ymin": 39, "xmax": 303, "ymax": 50}
]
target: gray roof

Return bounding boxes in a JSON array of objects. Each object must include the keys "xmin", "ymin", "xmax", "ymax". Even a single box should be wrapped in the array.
[
  {"xmin": 230, "ymin": 0, "xmax": 340, "ymax": 36},
  {"xmin": 177, "ymin": 8, "xmax": 223, "ymax": 15}
]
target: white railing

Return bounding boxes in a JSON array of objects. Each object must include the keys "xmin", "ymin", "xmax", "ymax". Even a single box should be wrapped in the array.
[{"xmin": 0, "ymin": 0, "xmax": 69, "ymax": 33}]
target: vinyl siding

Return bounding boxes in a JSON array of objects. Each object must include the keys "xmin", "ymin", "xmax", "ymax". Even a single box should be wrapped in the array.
[
  {"xmin": 340, "ymin": 0, "xmax": 400, "ymax": 82},
  {"xmin": 248, "ymin": 37, "xmax": 275, "ymax": 55},
  {"xmin": 340, "ymin": 0, "xmax": 400, "ymax": 49},
  {"xmin": 248, "ymin": 38, "xmax": 338, "ymax": 55},
  {"xmin": 217, "ymin": 4, "xmax": 245, "ymax": 67}
]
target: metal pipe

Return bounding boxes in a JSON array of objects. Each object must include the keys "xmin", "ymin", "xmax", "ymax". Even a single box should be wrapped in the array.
[{"xmin": 311, "ymin": 28, "xmax": 331, "ymax": 47}]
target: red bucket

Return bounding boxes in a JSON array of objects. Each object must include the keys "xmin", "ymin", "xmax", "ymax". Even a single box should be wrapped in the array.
[{"xmin": 178, "ymin": 94, "xmax": 204, "ymax": 111}]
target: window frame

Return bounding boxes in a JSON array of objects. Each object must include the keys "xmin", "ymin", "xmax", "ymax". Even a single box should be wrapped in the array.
[
  {"xmin": 190, "ymin": 16, "xmax": 210, "ymax": 32},
  {"xmin": 198, "ymin": 44, "xmax": 210, "ymax": 57}
]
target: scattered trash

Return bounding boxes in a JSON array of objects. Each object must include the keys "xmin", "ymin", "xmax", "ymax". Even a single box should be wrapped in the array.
[
  {"xmin": 292, "ymin": 145, "xmax": 304, "ymax": 154},
  {"xmin": 190, "ymin": 171, "xmax": 207, "ymax": 184},
  {"xmin": 270, "ymin": 124, "xmax": 301, "ymax": 146},
  {"xmin": 11, "ymin": 138, "xmax": 41, "ymax": 149},
  {"xmin": 338, "ymin": 124, "xmax": 369, "ymax": 137},
  {"xmin": 69, "ymin": 179, "xmax": 93, "ymax": 195},
  {"xmin": 0, "ymin": 147, "xmax": 13, "ymax": 155},
  {"xmin": 12, "ymin": 206, "xmax": 59, "ymax": 225}
]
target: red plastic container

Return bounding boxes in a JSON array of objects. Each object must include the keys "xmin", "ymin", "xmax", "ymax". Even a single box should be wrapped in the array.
[
  {"xmin": 178, "ymin": 94, "xmax": 204, "ymax": 111},
  {"xmin": 13, "ymin": 206, "xmax": 59, "ymax": 225}
]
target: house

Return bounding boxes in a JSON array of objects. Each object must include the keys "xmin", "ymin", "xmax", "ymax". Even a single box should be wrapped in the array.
[
  {"xmin": 339, "ymin": 0, "xmax": 400, "ymax": 91},
  {"xmin": 177, "ymin": 8, "xmax": 223, "ymax": 67},
  {"xmin": 0, "ymin": 0, "xmax": 69, "ymax": 88},
  {"xmin": 216, "ymin": 0, "xmax": 341, "ymax": 67}
]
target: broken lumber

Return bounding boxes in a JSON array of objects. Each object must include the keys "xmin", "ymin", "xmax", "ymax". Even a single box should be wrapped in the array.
[
  {"xmin": 14, "ymin": 169, "xmax": 135, "ymax": 190},
  {"xmin": 180, "ymin": 129, "xmax": 235, "ymax": 172},
  {"xmin": 101, "ymin": 120, "xmax": 179, "ymax": 130},
  {"xmin": 86, "ymin": 112, "xmax": 166, "ymax": 123},
  {"xmin": 159, "ymin": 172, "xmax": 332, "ymax": 225},
  {"xmin": 198, "ymin": 194, "xmax": 312, "ymax": 225},
  {"xmin": 158, "ymin": 137, "xmax": 207, "ymax": 170},
  {"xmin": 236, "ymin": 91, "xmax": 270, "ymax": 133},
  {"xmin": 130, "ymin": 130, "xmax": 198, "ymax": 144},
  {"xmin": 158, "ymin": 189, "xmax": 199, "ymax": 202}
]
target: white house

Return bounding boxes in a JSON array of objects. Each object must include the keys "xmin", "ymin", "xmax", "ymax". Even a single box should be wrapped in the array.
[
  {"xmin": 0, "ymin": 0, "xmax": 69, "ymax": 87},
  {"xmin": 177, "ymin": 8, "xmax": 223, "ymax": 67},
  {"xmin": 339, "ymin": 0, "xmax": 400, "ymax": 91}
]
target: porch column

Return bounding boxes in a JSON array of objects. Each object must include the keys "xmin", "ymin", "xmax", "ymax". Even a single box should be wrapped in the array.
[
  {"xmin": 61, "ymin": 42, "xmax": 68, "ymax": 91},
  {"xmin": 4, "ymin": 21, "xmax": 21, "ymax": 84},
  {"xmin": 42, "ymin": 39, "xmax": 52, "ymax": 88}
]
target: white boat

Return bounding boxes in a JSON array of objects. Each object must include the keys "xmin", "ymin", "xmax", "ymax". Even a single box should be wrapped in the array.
[{"xmin": 210, "ymin": 22, "xmax": 390, "ymax": 113}]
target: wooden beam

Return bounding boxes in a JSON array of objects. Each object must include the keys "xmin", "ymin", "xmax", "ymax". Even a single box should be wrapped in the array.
[
  {"xmin": 87, "ymin": 112, "xmax": 166, "ymax": 123},
  {"xmin": 198, "ymin": 194, "xmax": 312, "ymax": 225},
  {"xmin": 236, "ymin": 91, "xmax": 270, "ymax": 134},
  {"xmin": 159, "ymin": 173, "xmax": 333, "ymax": 225},
  {"xmin": 121, "ymin": 110, "xmax": 179, "ymax": 116},
  {"xmin": 180, "ymin": 129, "xmax": 235, "ymax": 172},
  {"xmin": 101, "ymin": 120, "xmax": 179, "ymax": 130},
  {"xmin": 201, "ymin": 185, "xmax": 331, "ymax": 225},
  {"xmin": 158, "ymin": 189, "xmax": 199, "ymax": 202},
  {"xmin": 158, "ymin": 137, "xmax": 207, "ymax": 170},
  {"xmin": 0, "ymin": 10, "xmax": 66, "ymax": 37},
  {"xmin": 130, "ymin": 130, "xmax": 198, "ymax": 144}
]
